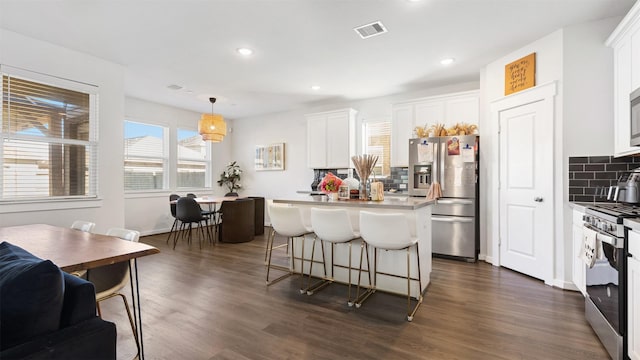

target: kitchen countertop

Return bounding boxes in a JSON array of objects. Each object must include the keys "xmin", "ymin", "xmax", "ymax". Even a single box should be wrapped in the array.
[
  {"xmin": 569, "ymin": 202, "xmax": 591, "ymax": 212},
  {"xmin": 274, "ymin": 196, "xmax": 435, "ymax": 210},
  {"xmin": 625, "ymin": 218, "xmax": 640, "ymax": 232},
  {"xmin": 297, "ymin": 190, "xmax": 410, "ymax": 196}
]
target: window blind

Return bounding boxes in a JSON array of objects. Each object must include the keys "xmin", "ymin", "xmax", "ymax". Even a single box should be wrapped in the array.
[
  {"xmin": 177, "ymin": 129, "xmax": 210, "ymax": 189},
  {"xmin": 124, "ymin": 121, "xmax": 167, "ymax": 191},
  {"xmin": 363, "ymin": 120, "xmax": 391, "ymax": 177},
  {"xmin": 1, "ymin": 69, "xmax": 98, "ymax": 200}
]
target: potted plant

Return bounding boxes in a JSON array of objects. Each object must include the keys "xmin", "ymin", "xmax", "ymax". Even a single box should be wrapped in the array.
[{"xmin": 217, "ymin": 161, "xmax": 242, "ymax": 196}]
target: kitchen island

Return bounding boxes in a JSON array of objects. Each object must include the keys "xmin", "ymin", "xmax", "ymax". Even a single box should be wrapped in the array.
[{"xmin": 272, "ymin": 196, "xmax": 434, "ymax": 298}]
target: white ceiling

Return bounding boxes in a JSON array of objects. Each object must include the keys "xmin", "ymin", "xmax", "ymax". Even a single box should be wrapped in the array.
[{"xmin": 0, "ymin": 0, "xmax": 635, "ymax": 119}]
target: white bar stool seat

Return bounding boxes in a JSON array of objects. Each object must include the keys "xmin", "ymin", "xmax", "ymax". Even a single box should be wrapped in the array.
[
  {"xmin": 308, "ymin": 208, "xmax": 370, "ymax": 305},
  {"xmin": 266, "ymin": 204, "xmax": 314, "ymax": 288},
  {"xmin": 357, "ymin": 211, "xmax": 423, "ymax": 321}
]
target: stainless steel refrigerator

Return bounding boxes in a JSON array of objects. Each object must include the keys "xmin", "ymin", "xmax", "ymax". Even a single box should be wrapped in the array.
[{"xmin": 408, "ymin": 135, "xmax": 479, "ymax": 261}]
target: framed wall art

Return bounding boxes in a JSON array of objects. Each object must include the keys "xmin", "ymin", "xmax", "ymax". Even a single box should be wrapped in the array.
[
  {"xmin": 504, "ymin": 52, "xmax": 536, "ymax": 95},
  {"xmin": 255, "ymin": 143, "xmax": 285, "ymax": 171}
]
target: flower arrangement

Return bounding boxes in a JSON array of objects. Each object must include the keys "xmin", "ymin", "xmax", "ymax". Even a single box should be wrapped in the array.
[
  {"xmin": 217, "ymin": 161, "xmax": 242, "ymax": 193},
  {"xmin": 319, "ymin": 172, "xmax": 343, "ymax": 193}
]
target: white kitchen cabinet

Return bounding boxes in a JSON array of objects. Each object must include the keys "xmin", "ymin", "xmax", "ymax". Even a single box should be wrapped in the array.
[
  {"xmin": 390, "ymin": 104, "xmax": 414, "ymax": 168},
  {"xmin": 571, "ymin": 208, "xmax": 586, "ymax": 295},
  {"xmin": 391, "ymin": 90, "xmax": 479, "ymax": 167},
  {"xmin": 306, "ymin": 108, "xmax": 357, "ymax": 169},
  {"xmin": 629, "ymin": 229, "xmax": 640, "ymax": 360},
  {"xmin": 607, "ymin": 1, "xmax": 640, "ymax": 157}
]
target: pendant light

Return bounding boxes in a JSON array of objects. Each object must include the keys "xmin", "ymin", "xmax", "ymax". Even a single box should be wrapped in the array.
[{"xmin": 198, "ymin": 97, "xmax": 227, "ymax": 142}]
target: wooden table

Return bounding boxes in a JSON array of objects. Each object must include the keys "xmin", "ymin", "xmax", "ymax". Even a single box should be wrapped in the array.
[{"xmin": 0, "ymin": 224, "xmax": 159, "ymax": 360}]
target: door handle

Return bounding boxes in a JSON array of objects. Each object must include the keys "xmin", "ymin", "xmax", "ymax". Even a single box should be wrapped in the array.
[{"xmin": 534, "ymin": 197, "xmax": 543, "ymax": 202}]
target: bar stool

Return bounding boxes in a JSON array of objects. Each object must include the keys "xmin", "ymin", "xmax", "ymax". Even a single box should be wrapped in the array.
[
  {"xmin": 356, "ymin": 211, "xmax": 423, "ymax": 322},
  {"xmin": 308, "ymin": 208, "xmax": 369, "ymax": 305},
  {"xmin": 266, "ymin": 204, "xmax": 314, "ymax": 288}
]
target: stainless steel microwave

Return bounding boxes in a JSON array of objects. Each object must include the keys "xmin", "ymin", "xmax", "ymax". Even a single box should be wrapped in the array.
[{"xmin": 632, "ymin": 87, "xmax": 640, "ymax": 146}]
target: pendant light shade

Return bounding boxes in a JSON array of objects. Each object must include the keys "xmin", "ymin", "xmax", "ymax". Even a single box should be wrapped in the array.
[{"xmin": 198, "ymin": 97, "xmax": 227, "ymax": 142}]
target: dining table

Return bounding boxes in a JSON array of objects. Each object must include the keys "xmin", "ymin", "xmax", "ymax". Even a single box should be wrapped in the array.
[
  {"xmin": 171, "ymin": 196, "xmax": 239, "ymax": 241},
  {"xmin": 0, "ymin": 224, "xmax": 159, "ymax": 360}
]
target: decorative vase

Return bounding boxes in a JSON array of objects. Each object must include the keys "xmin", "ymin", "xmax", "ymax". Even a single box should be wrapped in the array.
[{"xmin": 359, "ymin": 179, "xmax": 370, "ymax": 200}]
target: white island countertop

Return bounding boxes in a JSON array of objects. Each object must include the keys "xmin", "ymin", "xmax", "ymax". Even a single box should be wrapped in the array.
[
  {"xmin": 273, "ymin": 195, "xmax": 434, "ymax": 298},
  {"xmin": 273, "ymin": 196, "xmax": 435, "ymax": 210}
]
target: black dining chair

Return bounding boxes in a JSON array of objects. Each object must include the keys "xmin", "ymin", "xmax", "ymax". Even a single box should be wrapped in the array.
[
  {"xmin": 185, "ymin": 193, "xmax": 216, "ymax": 219},
  {"xmin": 174, "ymin": 197, "xmax": 212, "ymax": 249},
  {"xmin": 167, "ymin": 194, "xmax": 181, "ymax": 245}
]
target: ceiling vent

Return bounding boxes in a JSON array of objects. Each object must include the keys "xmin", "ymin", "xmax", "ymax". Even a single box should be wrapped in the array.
[
  {"xmin": 167, "ymin": 84, "xmax": 184, "ymax": 90},
  {"xmin": 354, "ymin": 21, "xmax": 388, "ymax": 39}
]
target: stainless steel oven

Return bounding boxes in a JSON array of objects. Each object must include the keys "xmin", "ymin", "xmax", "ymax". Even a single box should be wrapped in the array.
[{"xmin": 583, "ymin": 204, "xmax": 630, "ymax": 360}]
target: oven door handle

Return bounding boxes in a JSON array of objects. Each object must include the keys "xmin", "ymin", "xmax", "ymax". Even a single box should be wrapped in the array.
[{"xmin": 583, "ymin": 223, "xmax": 622, "ymax": 248}]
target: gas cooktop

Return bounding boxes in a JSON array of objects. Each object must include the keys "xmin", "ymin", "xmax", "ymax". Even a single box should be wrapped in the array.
[{"xmin": 587, "ymin": 202, "xmax": 640, "ymax": 218}]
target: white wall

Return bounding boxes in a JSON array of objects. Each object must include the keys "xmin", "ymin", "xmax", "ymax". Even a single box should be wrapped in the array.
[
  {"xmin": 0, "ymin": 29, "xmax": 125, "ymax": 234},
  {"xmin": 561, "ymin": 17, "xmax": 620, "ymax": 284},
  {"xmin": 480, "ymin": 17, "xmax": 620, "ymax": 288},
  {"xmin": 123, "ymin": 97, "xmax": 232, "ymax": 235}
]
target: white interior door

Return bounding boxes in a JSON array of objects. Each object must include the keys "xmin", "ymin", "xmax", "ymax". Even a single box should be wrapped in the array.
[{"xmin": 498, "ymin": 98, "xmax": 554, "ymax": 283}]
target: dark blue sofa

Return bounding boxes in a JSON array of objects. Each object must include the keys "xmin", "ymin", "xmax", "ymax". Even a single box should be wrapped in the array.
[{"xmin": 0, "ymin": 241, "xmax": 117, "ymax": 359}]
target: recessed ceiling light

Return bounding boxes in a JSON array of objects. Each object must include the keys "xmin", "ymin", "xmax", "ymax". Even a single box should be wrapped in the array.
[
  {"xmin": 440, "ymin": 58, "xmax": 455, "ymax": 65},
  {"xmin": 237, "ymin": 47, "xmax": 253, "ymax": 56},
  {"xmin": 311, "ymin": 85, "xmax": 320, "ymax": 90}
]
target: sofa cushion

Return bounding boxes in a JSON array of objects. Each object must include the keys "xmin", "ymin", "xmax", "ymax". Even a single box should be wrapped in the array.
[
  {"xmin": 60, "ymin": 273, "xmax": 97, "ymax": 327},
  {"xmin": 0, "ymin": 241, "xmax": 64, "ymax": 351}
]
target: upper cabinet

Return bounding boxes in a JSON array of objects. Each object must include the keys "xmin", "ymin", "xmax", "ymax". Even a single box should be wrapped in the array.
[
  {"xmin": 306, "ymin": 108, "xmax": 357, "ymax": 169},
  {"xmin": 607, "ymin": 1, "xmax": 640, "ymax": 157},
  {"xmin": 391, "ymin": 90, "xmax": 479, "ymax": 167}
]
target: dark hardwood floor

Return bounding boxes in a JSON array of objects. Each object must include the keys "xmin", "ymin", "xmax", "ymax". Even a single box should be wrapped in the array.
[{"xmin": 98, "ymin": 230, "xmax": 609, "ymax": 360}]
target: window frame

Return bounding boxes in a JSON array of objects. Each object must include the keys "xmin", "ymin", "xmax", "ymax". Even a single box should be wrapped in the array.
[
  {"xmin": 0, "ymin": 65, "xmax": 99, "ymax": 203},
  {"xmin": 176, "ymin": 127, "xmax": 212, "ymax": 190},
  {"xmin": 123, "ymin": 119, "xmax": 169, "ymax": 193},
  {"xmin": 361, "ymin": 117, "xmax": 391, "ymax": 179}
]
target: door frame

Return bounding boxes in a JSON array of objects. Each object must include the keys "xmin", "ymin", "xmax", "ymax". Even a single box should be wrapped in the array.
[{"xmin": 490, "ymin": 81, "xmax": 557, "ymax": 285}]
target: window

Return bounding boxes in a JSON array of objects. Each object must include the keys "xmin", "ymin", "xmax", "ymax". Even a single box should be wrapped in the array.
[
  {"xmin": 124, "ymin": 121, "xmax": 167, "ymax": 191},
  {"xmin": 362, "ymin": 119, "xmax": 391, "ymax": 177},
  {"xmin": 177, "ymin": 128, "xmax": 210, "ymax": 188},
  {"xmin": 1, "ymin": 67, "xmax": 98, "ymax": 201}
]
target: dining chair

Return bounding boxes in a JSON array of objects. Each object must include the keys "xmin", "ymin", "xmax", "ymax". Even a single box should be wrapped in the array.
[
  {"xmin": 69, "ymin": 220, "xmax": 95, "ymax": 277},
  {"xmin": 185, "ymin": 193, "xmax": 216, "ymax": 220},
  {"xmin": 219, "ymin": 198, "xmax": 255, "ymax": 243},
  {"xmin": 70, "ymin": 220, "xmax": 95, "ymax": 233},
  {"xmin": 166, "ymin": 194, "xmax": 181, "ymax": 245},
  {"xmin": 89, "ymin": 228, "xmax": 141, "ymax": 355},
  {"xmin": 175, "ymin": 197, "xmax": 212, "ymax": 249},
  {"xmin": 356, "ymin": 211, "xmax": 423, "ymax": 322}
]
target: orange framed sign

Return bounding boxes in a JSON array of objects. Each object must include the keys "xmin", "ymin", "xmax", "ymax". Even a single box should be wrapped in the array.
[{"xmin": 505, "ymin": 52, "xmax": 535, "ymax": 95}]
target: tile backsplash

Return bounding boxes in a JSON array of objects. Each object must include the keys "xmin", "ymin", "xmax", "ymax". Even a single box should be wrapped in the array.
[
  {"xmin": 569, "ymin": 155, "xmax": 640, "ymax": 202},
  {"xmin": 311, "ymin": 167, "xmax": 409, "ymax": 192}
]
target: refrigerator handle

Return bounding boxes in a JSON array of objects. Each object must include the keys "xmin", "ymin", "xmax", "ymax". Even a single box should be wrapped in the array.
[
  {"xmin": 432, "ymin": 216, "xmax": 474, "ymax": 223},
  {"xmin": 440, "ymin": 140, "xmax": 445, "ymax": 191},
  {"xmin": 437, "ymin": 199, "xmax": 473, "ymax": 205}
]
